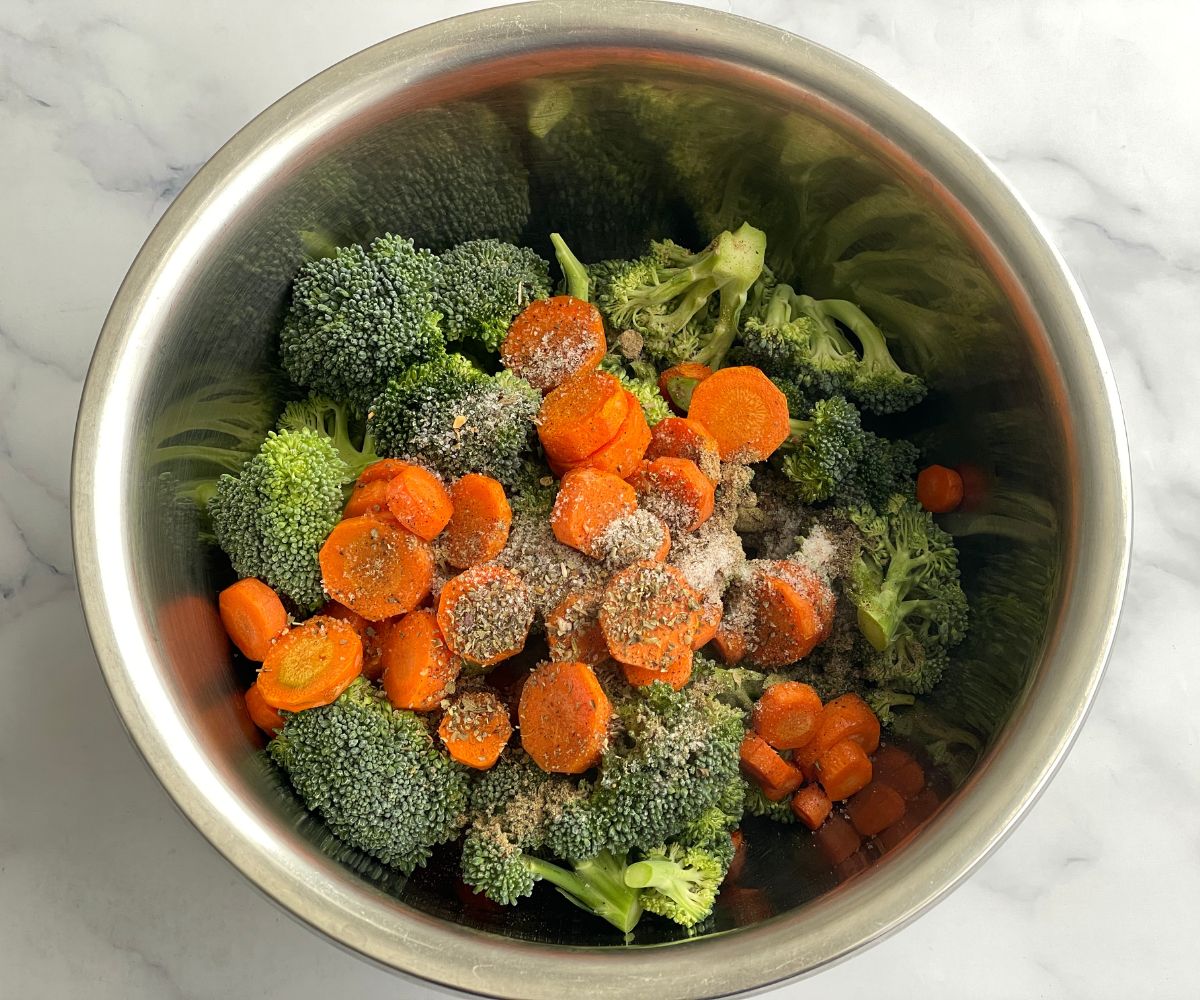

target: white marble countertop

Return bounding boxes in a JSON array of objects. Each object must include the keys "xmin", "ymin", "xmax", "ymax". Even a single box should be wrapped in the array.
[{"xmin": 2, "ymin": 1, "xmax": 1197, "ymax": 996}]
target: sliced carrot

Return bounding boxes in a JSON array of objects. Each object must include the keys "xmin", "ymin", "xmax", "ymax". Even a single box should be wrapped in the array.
[
  {"xmin": 550, "ymin": 467, "xmax": 638, "ymax": 557},
  {"xmin": 815, "ymin": 693, "xmax": 881, "ymax": 755},
  {"xmin": 442, "ymin": 474, "xmax": 512, "ymax": 569},
  {"xmin": 380, "ymin": 608, "xmax": 461, "ymax": 710},
  {"xmin": 658, "ymin": 361, "xmax": 713, "ymax": 415},
  {"xmin": 319, "ymin": 515, "xmax": 434, "ymax": 621},
  {"xmin": 692, "ymin": 601, "xmax": 723, "ymax": 650},
  {"xmin": 385, "ymin": 464, "xmax": 454, "ymax": 541},
  {"xmin": 652, "ymin": 519, "xmax": 672, "ymax": 561},
  {"xmin": 218, "ymin": 578, "xmax": 287, "ymax": 661},
  {"xmin": 438, "ymin": 690, "xmax": 513, "ymax": 769},
  {"xmin": 813, "ymin": 813, "xmax": 862, "ymax": 866},
  {"xmin": 245, "ymin": 682, "xmax": 286, "ymax": 734},
  {"xmin": 619, "ymin": 645, "xmax": 694, "ymax": 690},
  {"xmin": 845, "ymin": 780, "xmax": 907, "ymax": 836},
  {"xmin": 545, "ymin": 589, "xmax": 608, "ymax": 665},
  {"xmin": 437, "ymin": 564, "xmax": 534, "ymax": 667},
  {"xmin": 501, "ymin": 295, "xmax": 607, "ymax": 392},
  {"xmin": 752, "ymin": 681, "xmax": 824, "ymax": 750},
  {"xmin": 646, "ymin": 416, "xmax": 721, "ymax": 483},
  {"xmin": 548, "ymin": 390, "xmax": 651, "ymax": 480},
  {"xmin": 538, "ymin": 370, "xmax": 630, "ymax": 464},
  {"xmin": 357, "ymin": 458, "xmax": 412, "ymax": 485},
  {"xmin": 688, "ymin": 366, "xmax": 790, "ymax": 462},
  {"xmin": 711, "ymin": 619, "xmax": 748, "ymax": 664},
  {"xmin": 343, "ymin": 478, "xmax": 390, "ymax": 519},
  {"xmin": 871, "ymin": 745, "xmax": 926, "ymax": 799},
  {"xmin": 739, "ymin": 731, "xmax": 803, "ymax": 801},
  {"xmin": 321, "ymin": 601, "xmax": 390, "ymax": 681},
  {"xmin": 793, "ymin": 741, "xmax": 823, "ymax": 784},
  {"xmin": 815, "ymin": 738, "xmax": 873, "ymax": 801},
  {"xmin": 917, "ymin": 464, "xmax": 964, "ymax": 514},
  {"xmin": 790, "ymin": 785, "xmax": 832, "ymax": 831},
  {"xmin": 519, "ymin": 660, "xmax": 612, "ymax": 773},
  {"xmin": 750, "ymin": 563, "xmax": 834, "ymax": 666},
  {"xmin": 628, "ymin": 457, "xmax": 715, "ymax": 534},
  {"xmin": 598, "ymin": 560, "xmax": 701, "ymax": 669},
  {"xmin": 256, "ymin": 615, "xmax": 363, "ymax": 712}
]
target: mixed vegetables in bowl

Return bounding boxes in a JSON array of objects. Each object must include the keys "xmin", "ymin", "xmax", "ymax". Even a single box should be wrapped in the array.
[{"xmin": 193, "ymin": 219, "xmax": 974, "ymax": 935}]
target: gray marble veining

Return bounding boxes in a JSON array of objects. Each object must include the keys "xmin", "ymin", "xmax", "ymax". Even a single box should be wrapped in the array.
[{"xmin": 2, "ymin": 1, "xmax": 1197, "ymax": 996}]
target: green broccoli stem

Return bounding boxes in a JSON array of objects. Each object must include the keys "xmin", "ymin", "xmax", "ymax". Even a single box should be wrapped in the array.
[
  {"xmin": 623, "ymin": 858, "xmax": 710, "ymax": 926},
  {"xmin": 550, "ymin": 232, "xmax": 590, "ymax": 302},
  {"xmin": 691, "ymin": 223, "xmax": 768, "ymax": 369},
  {"xmin": 818, "ymin": 298, "xmax": 901, "ymax": 373},
  {"xmin": 526, "ymin": 851, "xmax": 643, "ymax": 933}
]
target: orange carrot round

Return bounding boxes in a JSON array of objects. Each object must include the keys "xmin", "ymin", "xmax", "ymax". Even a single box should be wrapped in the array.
[
  {"xmin": 545, "ymin": 589, "xmax": 608, "ymax": 665},
  {"xmin": 256, "ymin": 615, "xmax": 363, "ymax": 711},
  {"xmin": 813, "ymin": 813, "xmax": 862, "ymax": 866},
  {"xmin": 598, "ymin": 560, "xmax": 701, "ymax": 669},
  {"xmin": 751, "ymin": 563, "xmax": 835, "ymax": 666},
  {"xmin": 437, "ymin": 564, "xmax": 534, "ymax": 667},
  {"xmin": 501, "ymin": 295, "xmax": 607, "ymax": 392},
  {"xmin": 790, "ymin": 785, "xmax": 832, "ymax": 830},
  {"xmin": 385, "ymin": 464, "xmax": 454, "ymax": 541},
  {"xmin": 550, "ymin": 467, "xmax": 638, "ymax": 557},
  {"xmin": 646, "ymin": 416, "xmax": 721, "ymax": 483},
  {"xmin": 917, "ymin": 464, "xmax": 964, "ymax": 514},
  {"xmin": 537, "ymin": 370, "xmax": 630, "ymax": 464},
  {"xmin": 688, "ymin": 365, "xmax": 790, "ymax": 462},
  {"xmin": 380, "ymin": 608, "xmax": 461, "ymax": 710},
  {"xmin": 691, "ymin": 601, "xmax": 723, "ymax": 650},
  {"xmin": 441, "ymin": 474, "xmax": 512, "ymax": 569},
  {"xmin": 815, "ymin": 693, "xmax": 881, "ymax": 755},
  {"xmin": 872, "ymin": 744, "xmax": 926, "ymax": 799},
  {"xmin": 815, "ymin": 738, "xmax": 874, "ymax": 801},
  {"xmin": 519, "ymin": 660, "xmax": 612, "ymax": 773},
  {"xmin": 321, "ymin": 601, "xmax": 390, "ymax": 681},
  {"xmin": 548, "ymin": 390, "xmax": 651, "ymax": 480},
  {"xmin": 343, "ymin": 478, "xmax": 390, "ymax": 519},
  {"xmin": 628, "ymin": 456, "xmax": 715, "ymax": 533},
  {"xmin": 658, "ymin": 361, "xmax": 713, "ymax": 415},
  {"xmin": 245, "ymin": 682, "xmax": 286, "ymax": 734},
  {"xmin": 438, "ymin": 690, "xmax": 513, "ymax": 769},
  {"xmin": 357, "ymin": 458, "xmax": 412, "ymax": 485},
  {"xmin": 739, "ymin": 731, "xmax": 803, "ymax": 801},
  {"xmin": 218, "ymin": 578, "xmax": 287, "ymax": 661},
  {"xmin": 619, "ymin": 645, "xmax": 694, "ymax": 690},
  {"xmin": 845, "ymin": 780, "xmax": 907, "ymax": 836},
  {"xmin": 711, "ymin": 619, "xmax": 748, "ymax": 664},
  {"xmin": 319, "ymin": 515, "xmax": 434, "ymax": 621},
  {"xmin": 752, "ymin": 681, "xmax": 824, "ymax": 750}
]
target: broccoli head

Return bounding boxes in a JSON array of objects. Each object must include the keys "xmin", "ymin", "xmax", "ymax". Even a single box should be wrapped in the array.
[
  {"xmin": 208, "ymin": 428, "xmax": 347, "ymax": 610},
  {"xmin": 847, "ymin": 496, "xmax": 969, "ymax": 693},
  {"xmin": 740, "ymin": 282, "xmax": 926, "ymax": 415},
  {"xmin": 543, "ymin": 682, "xmax": 745, "ymax": 862},
  {"xmin": 593, "ymin": 224, "xmax": 767, "ymax": 369},
  {"xmin": 777, "ymin": 396, "xmax": 868, "ymax": 504},
  {"xmin": 279, "ymin": 234, "xmax": 443, "ymax": 409},
  {"xmin": 828, "ymin": 432, "xmax": 919, "ymax": 511},
  {"xmin": 434, "ymin": 239, "xmax": 551, "ymax": 353},
  {"xmin": 624, "ymin": 843, "xmax": 725, "ymax": 929},
  {"xmin": 599, "ymin": 354, "xmax": 672, "ymax": 426},
  {"xmin": 368, "ymin": 353, "xmax": 539, "ymax": 486},
  {"xmin": 277, "ymin": 395, "xmax": 379, "ymax": 481},
  {"xmin": 270, "ymin": 678, "xmax": 470, "ymax": 872}
]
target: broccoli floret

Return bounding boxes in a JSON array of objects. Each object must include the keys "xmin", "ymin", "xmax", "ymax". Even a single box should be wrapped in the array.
[
  {"xmin": 598, "ymin": 354, "xmax": 671, "ymax": 426},
  {"xmin": 828, "ymin": 432, "xmax": 919, "ymax": 511},
  {"xmin": 368, "ymin": 353, "xmax": 539, "ymax": 486},
  {"xmin": 742, "ymin": 782, "xmax": 798, "ymax": 824},
  {"xmin": 777, "ymin": 396, "xmax": 868, "ymax": 504},
  {"xmin": 270, "ymin": 678, "xmax": 470, "ymax": 872},
  {"xmin": 741, "ymin": 282, "xmax": 926, "ymax": 415},
  {"xmin": 543, "ymin": 683, "xmax": 745, "ymax": 861},
  {"xmin": 208, "ymin": 428, "xmax": 347, "ymax": 610},
  {"xmin": 846, "ymin": 496, "xmax": 969, "ymax": 693},
  {"xmin": 592, "ymin": 224, "xmax": 767, "ymax": 369},
  {"xmin": 624, "ymin": 843, "xmax": 725, "ymax": 929},
  {"xmin": 434, "ymin": 239, "xmax": 551, "ymax": 353},
  {"xmin": 279, "ymin": 234, "xmax": 443, "ymax": 409},
  {"xmin": 277, "ymin": 395, "xmax": 379, "ymax": 481}
]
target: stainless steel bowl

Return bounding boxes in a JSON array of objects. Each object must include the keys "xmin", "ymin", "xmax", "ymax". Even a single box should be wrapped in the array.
[{"xmin": 71, "ymin": 3, "xmax": 1131, "ymax": 996}]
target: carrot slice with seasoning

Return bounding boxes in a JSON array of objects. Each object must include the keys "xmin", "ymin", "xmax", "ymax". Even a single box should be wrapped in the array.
[
  {"xmin": 538, "ymin": 370, "xmax": 630, "ymax": 464},
  {"xmin": 545, "ymin": 589, "xmax": 608, "ymax": 665},
  {"xmin": 256, "ymin": 615, "xmax": 363, "ymax": 712},
  {"xmin": 437, "ymin": 564, "xmax": 534, "ymax": 667},
  {"xmin": 380, "ymin": 608, "xmax": 461, "ymax": 710},
  {"xmin": 319, "ymin": 515, "xmax": 434, "ymax": 621},
  {"xmin": 752, "ymin": 681, "xmax": 824, "ymax": 750},
  {"xmin": 598, "ymin": 560, "xmax": 701, "ymax": 669},
  {"xmin": 518, "ymin": 660, "xmax": 612, "ymax": 773},
  {"xmin": 438, "ymin": 690, "xmax": 513, "ymax": 769},
  {"xmin": 218, "ymin": 578, "xmax": 287, "ymax": 661},
  {"xmin": 646, "ymin": 416, "xmax": 721, "ymax": 483},
  {"xmin": 343, "ymin": 478, "xmax": 390, "ymax": 519},
  {"xmin": 628, "ymin": 456, "xmax": 715, "ymax": 533},
  {"xmin": 501, "ymin": 295, "xmax": 607, "ymax": 392},
  {"xmin": 386, "ymin": 464, "xmax": 454, "ymax": 541},
  {"xmin": 550, "ymin": 467, "xmax": 638, "ymax": 557},
  {"xmin": 442, "ymin": 474, "xmax": 512, "ymax": 569},
  {"xmin": 688, "ymin": 366, "xmax": 790, "ymax": 462}
]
